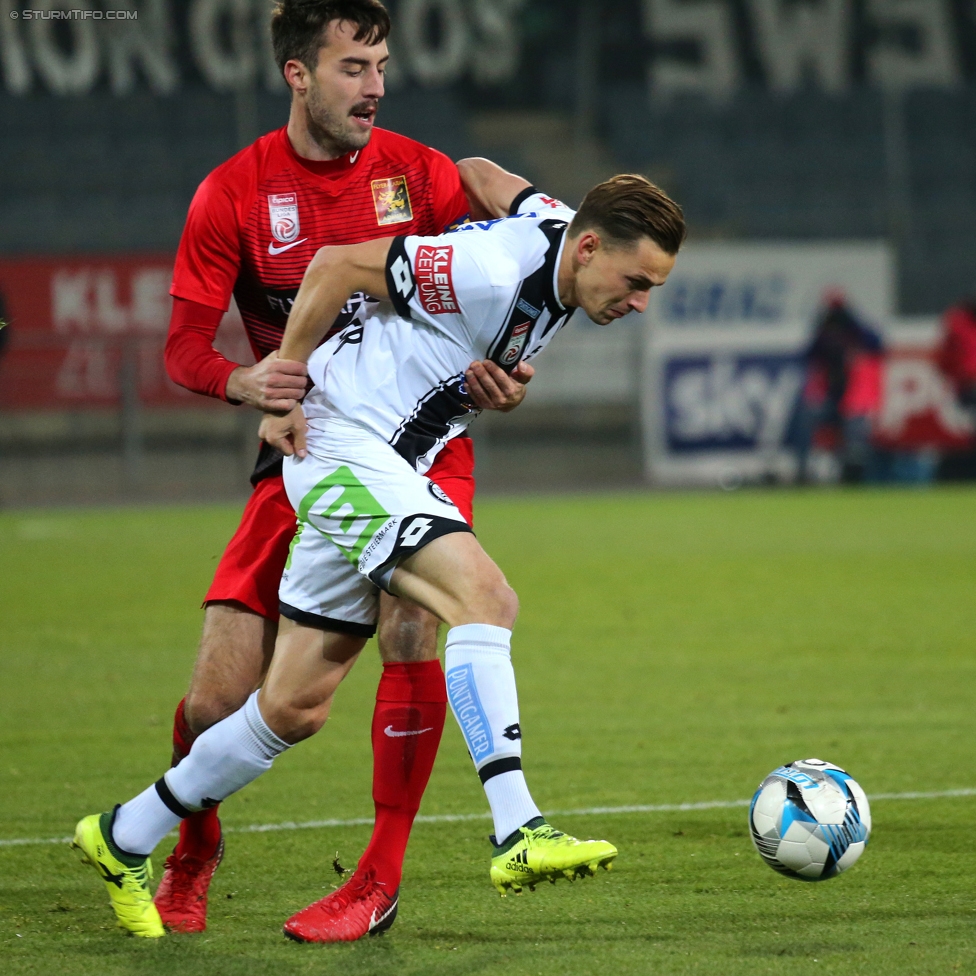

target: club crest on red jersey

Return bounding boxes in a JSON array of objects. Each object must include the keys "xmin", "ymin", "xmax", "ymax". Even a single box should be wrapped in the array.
[
  {"xmin": 372, "ymin": 176, "xmax": 413, "ymax": 226},
  {"xmin": 415, "ymin": 245, "xmax": 458, "ymax": 315},
  {"xmin": 268, "ymin": 193, "xmax": 300, "ymax": 243}
]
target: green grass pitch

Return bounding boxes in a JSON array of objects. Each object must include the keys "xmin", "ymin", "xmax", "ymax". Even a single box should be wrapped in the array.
[{"xmin": 1, "ymin": 488, "xmax": 975, "ymax": 975}]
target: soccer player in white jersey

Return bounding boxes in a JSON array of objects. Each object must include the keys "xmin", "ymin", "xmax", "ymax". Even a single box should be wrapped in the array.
[{"xmin": 72, "ymin": 159, "xmax": 685, "ymax": 938}]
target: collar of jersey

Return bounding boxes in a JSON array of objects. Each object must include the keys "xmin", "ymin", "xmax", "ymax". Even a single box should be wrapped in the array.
[
  {"xmin": 549, "ymin": 223, "xmax": 571, "ymax": 313},
  {"xmin": 279, "ymin": 126, "xmax": 368, "ymax": 178}
]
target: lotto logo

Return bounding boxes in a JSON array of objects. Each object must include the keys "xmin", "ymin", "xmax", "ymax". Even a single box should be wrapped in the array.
[
  {"xmin": 415, "ymin": 245, "xmax": 459, "ymax": 315},
  {"xmin": 390, "ymin": 255, "xmax": 413, "ymax": 298},
  {"xmin": 400, "ymin": 517, "xmax": 433, "ymax": 547}
]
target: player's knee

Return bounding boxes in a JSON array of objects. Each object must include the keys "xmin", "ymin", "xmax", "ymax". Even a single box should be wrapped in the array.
[
  {"xmin": 498, "ymin": 582, "xmax": 519, "ymax": 627},
  {"xmin": 184, "ymin": 688, "xmax": 249, "ymax": 736},
  {"xmin": 377, "ymin": 605, "xmax": 439, "ymax": 663},
  {"xmin": 478, "ymin": 578, "xmax": 519, "ymax": 629},
  {"xmin": 259, "ymin": 694, "xmax": 329, "ymax": 745}
]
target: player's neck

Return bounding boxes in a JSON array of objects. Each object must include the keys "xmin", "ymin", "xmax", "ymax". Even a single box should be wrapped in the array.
[
  {"xmin": 556, "ymin": 239, "xmax": 578, "ymax": 308},
  {"xmin": 286, "ymin": 105, "xmax": 350, "ymax": 162}
]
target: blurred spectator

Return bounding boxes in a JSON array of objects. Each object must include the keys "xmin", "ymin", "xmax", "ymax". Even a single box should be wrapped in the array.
[
  {"xmin": 937, "ymin": 300, "xmax": 976, "ymax": 412},
  {"xmin": 936, "ymin": 299, "xmax": 976, "ymax": 480},
  {"xmin": 0, "ymin": 291, "xmax": 8, "ymax": 361},
  {"xmin": 793, "ymin": 294, "xmax": 884, "ymax": 483}
]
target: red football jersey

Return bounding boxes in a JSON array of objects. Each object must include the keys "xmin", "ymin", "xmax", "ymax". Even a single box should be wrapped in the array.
[{"xmin": 170, "ymin": 125, "xmax": 469, "ymax": 364}]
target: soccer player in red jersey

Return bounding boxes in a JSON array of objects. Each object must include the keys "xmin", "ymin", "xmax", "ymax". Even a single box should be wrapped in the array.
[{"xmin": 156, "ymin": 0, "xmax": 532, "ymax": 940}]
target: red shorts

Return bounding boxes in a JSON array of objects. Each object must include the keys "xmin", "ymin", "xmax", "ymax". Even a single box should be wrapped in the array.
[{"xmin": 204, "ymin": 436, "xmax": 476, "ymax": 620}]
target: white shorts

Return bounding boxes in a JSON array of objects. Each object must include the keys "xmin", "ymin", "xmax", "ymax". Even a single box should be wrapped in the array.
[{"xmin": 278, "ymin": 419, "xmax": 472, "ymax": 636}]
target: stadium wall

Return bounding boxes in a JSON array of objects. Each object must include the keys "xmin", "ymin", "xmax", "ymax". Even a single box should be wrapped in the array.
[
  {"xmin": 2, "ymin": 1, "xmax": 976, "ymax": 312},
  {"xmin": 2, "ymin": 1, "xmax": 975, "ymax": 502}
]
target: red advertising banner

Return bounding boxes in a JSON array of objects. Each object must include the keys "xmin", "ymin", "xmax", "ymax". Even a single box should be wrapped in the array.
[
  {"xmin": 875, "ymin": 348, "xmax": 976, "ymax": 451},
  {"xmin": 0, "ymin": 258, "xmax": 972, "ymax": 459},
  {"xmin": 0, "ymin": 257, "xmax": 252, "ymax": 410}
]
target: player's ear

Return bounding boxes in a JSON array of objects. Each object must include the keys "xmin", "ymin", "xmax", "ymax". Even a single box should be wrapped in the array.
[
  {"xmin": 575, "ymin": 231, "xmax": 600, "ymax": 266},
  {"xmin": 284, "ymin": 58, "xmax": 310, "ymax": 95}
]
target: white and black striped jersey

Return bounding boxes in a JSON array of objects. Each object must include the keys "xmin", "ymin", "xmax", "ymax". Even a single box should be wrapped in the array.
[{"xmin": 303, "ymin": 189, "xmax": 576, "ymax": 472}]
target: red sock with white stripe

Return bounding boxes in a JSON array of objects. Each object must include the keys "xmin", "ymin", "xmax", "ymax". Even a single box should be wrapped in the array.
[{"xmin": 356, "ymin": 661, "xmax": 447, "ymax": 889}]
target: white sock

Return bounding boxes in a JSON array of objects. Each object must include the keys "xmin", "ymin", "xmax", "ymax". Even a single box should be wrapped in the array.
[
  {"xmin": 445, "ymin": 623, "xmax": 541, "ymax": 843},
  {"xmin": 111, "ymin": 784, "xmax": 181, "ymax": 857},
  {"xmin": 483, "ymin": 770, "xmax": 542, "ymax": 844},
  {"xmin": 112, "ymin": 693, "xmax": 289, "ymax": 856}
]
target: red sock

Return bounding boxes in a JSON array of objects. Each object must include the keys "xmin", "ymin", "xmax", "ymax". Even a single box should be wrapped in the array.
[
  {"xmin": 170, "ymin": 697, "xmax": 222, "ymax": 862},
  {"xmin": 357, "ymin": 661, "xmax": 447, "ymax": 890}
]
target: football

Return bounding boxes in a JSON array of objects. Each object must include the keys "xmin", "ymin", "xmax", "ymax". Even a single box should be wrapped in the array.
[{"xmin": 749, "ymin": 758, "xmax": 871, "ymax": 881}]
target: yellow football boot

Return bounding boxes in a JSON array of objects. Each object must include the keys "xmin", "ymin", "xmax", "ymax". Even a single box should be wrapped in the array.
[
  {"xmin": 71, "ymin": 811, "xmax": 164, "ymax": 938},
  {"xmin": 489, "ymin": 817, "xmax": 617, "ymax": 896}
]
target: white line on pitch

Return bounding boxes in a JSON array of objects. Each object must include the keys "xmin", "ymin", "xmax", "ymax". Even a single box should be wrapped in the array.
[{"xmin": 3, "ymin": 787, "xmax": 975, "ymax": 850}]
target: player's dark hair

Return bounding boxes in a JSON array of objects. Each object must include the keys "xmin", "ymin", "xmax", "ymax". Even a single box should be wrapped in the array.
[
  {"xmin": 271, "ymin": 0, "xmax": 391, "ymax": 73},
  {"xmin": 570, "ymin": 175, "xmax": 686, "ymax": 256}
]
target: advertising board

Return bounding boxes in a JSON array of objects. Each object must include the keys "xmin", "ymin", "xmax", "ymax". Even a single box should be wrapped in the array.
[
  {"xmin": 641, "ymin": 243, "xmax": 973, "ymax": 484},
  {"xmin": 0, "ymin": 257, "xmax": 249, "ymax": 410}
]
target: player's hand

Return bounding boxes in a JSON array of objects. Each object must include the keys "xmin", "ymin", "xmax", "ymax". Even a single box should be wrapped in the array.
[
  {"xmin": 258, "ymin": 404, "xmax": 308, "ymax": 459},
  {"xmin": 226, "ymin": 351, "xmax": 308, "ymax": 412},
  {"xmin": 465, "ymin": 360, "xmax": 534, "ymax": 412}
]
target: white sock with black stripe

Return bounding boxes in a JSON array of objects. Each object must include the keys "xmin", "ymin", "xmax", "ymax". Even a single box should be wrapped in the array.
[
  {"xmin": 112, "ymin": 692, "xmax": 290, "ymax": 856},
  {"xmin": 444, "ymin": 624, "xmax": 542, "ymax": 844}
]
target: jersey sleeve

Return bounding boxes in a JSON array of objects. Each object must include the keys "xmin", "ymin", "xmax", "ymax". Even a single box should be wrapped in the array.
[
  {"xmin": 164, "ymin": 297, "xmax": 240, "ymax": 402},
  {"xmin": 426, "ymin": 150, "xmax": 470, "ymax": 232},
  {"xmin": 384, "ymin": 229, "xmax": 517, "ymax": 347},
  {"xmin": 509, "ymin": 188, "xmax": 576, "ymax": 223},
  {"xmin": 170, "ymin": 171, "xmax": 242, "ymax": 312}
]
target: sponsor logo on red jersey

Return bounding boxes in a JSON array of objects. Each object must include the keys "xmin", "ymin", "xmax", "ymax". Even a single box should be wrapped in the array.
[
  {"xmin": 415, "ymin": 245, "xmax": 458, "ymax": 315},
  {"xmin": 372, "ymin": 176, "xmax": 413, "ymax": 226},
  {"xmin": 268, "ymin": 193, "xmax": 300, "ymax": 243},
  {"xmin": 500, "ymin": 321, "xmax": 531, "ymax": 365}
]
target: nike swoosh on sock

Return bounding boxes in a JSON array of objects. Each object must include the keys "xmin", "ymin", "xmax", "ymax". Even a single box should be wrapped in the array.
[{"xmin": 383, "ymin": 725, "xmax": 434, "ymax": 738}]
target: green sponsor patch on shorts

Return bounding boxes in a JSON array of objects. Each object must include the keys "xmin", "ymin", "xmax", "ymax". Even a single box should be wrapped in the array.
[
  {"xmin": 297, "ymin": 466, "xmax": 390, "ymax": 566},
  {"xmin": 283, "ymin": 517, "xmax": 304, "ymax": 571}
]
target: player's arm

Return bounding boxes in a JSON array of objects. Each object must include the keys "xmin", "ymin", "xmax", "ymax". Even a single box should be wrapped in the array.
[
  {"xmin": 259, "ymin": 237, "xmax": 393, "ymax": 457},
  {"xmin": 164, "ymin": 298, "xmax": 307, "ymax": 411},
  {"xmin": 456, "ymin": 157, "xmax": 532, "ymax": 220},
  {"xmin": 277, "ymin": 237, "xmax": 392, "ymax": 365},
  {"xmin": 169, "ymin": 172, "xmax": 309, "ymax": 410}
]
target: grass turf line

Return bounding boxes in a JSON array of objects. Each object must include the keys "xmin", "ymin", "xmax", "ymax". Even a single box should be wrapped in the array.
[
  {"xmin": 1, "ymin": 488, "xmax": 975, "ymax": 974},
  {"xmin": 5, "ymin": 788, "xmax": 976, "ymax": 848}
]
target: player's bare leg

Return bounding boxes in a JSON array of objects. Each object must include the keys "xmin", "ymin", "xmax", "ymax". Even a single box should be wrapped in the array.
[
  {"xmin": 257, "ymin": 621, "xmax": 364, "ymax": 741},
  {"xmin": 390, "ymin": 534, "xmax": 617, "ymax": 895},
  {"xmin": 286, "ymin": 531, "xmax": 613, "ymax": 916},
  {"xmin": 78, "ymin": 619, "xmax": 362, "ymax": 939},
  {"xmin": 184, "ymin": 602, "xmax": 277, "ymax": 734},
  {"xmin": 377, "ymin": 593, "xmax": 440, "ymax": 663},
  {"xmin": 155, "ymin": 602, "xmax": 276, "ymax": 932}
]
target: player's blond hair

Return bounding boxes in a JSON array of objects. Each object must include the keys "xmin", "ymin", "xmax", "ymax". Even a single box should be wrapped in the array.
[{"xmin": 570, "ymin": 175, "xmax": 686, "ymax": 256}]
